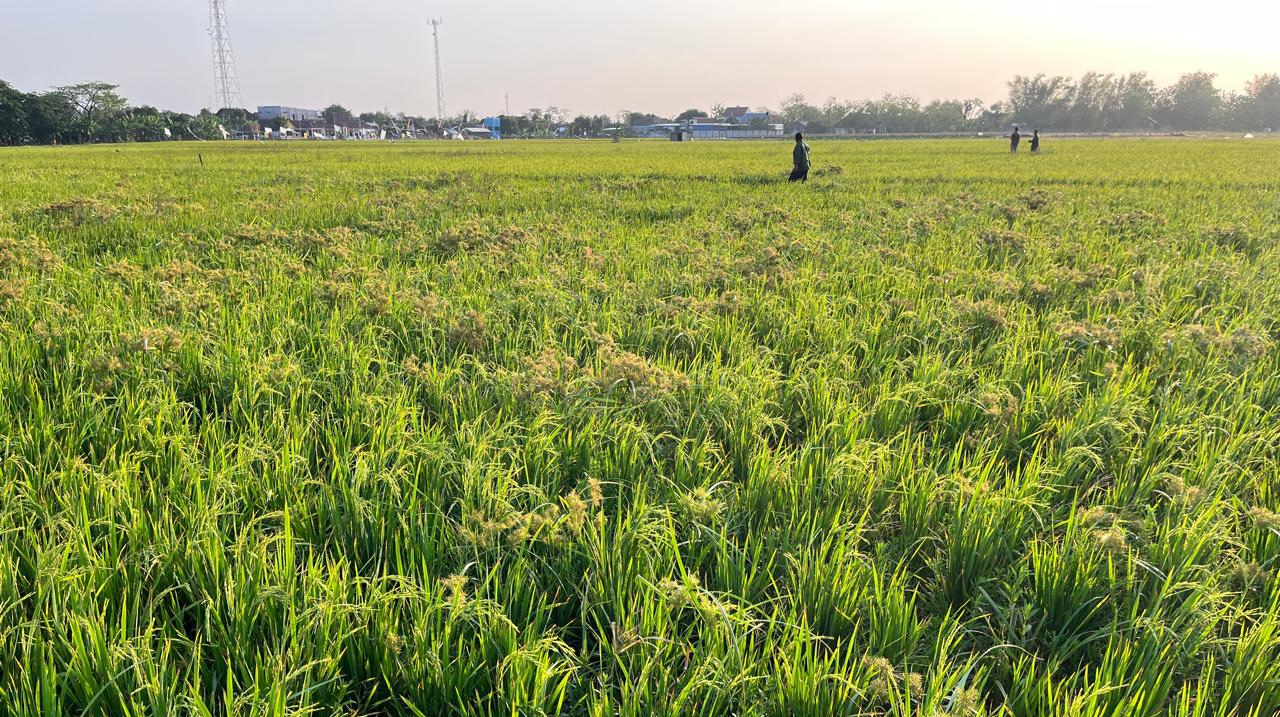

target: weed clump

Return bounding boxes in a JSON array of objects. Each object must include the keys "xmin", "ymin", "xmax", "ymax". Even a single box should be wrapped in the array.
[
  {"xmin": 1227, "ymin": 561, "xmax": 1271, "ymax": 594},
  {"xmin": 39, "ymin": 197, "xmax": 113, "ymax": 225},
  {"xmin": 1092, "ymin": 525, "xmax": 1129, "ymax": 555},
  {"xmin": 439, "ymin": 574, "xmax": 470, "ymax": 606},
  {"xmin": 434, "ymin": 222, "xmax": 533, "ymax": 257},
  {"xmin": 1019, "ymin": 188, "xmax": 1054, "ymax": 210},
  {"xmin": 591, "ymin": 346, "xmax": 690, "ymax": 397},
  {"xmin": 658, "ymin": 291, "xmax": 741, "ymax": 318},
  {"xmin": 981, "ymin": 229, "xmax": 1027, "ymax": 254},
  {"xmin": 955, "ymin": 298, "xmax": 1010, "ymax": 334},
  {"xmin": 447, "ymin": 310, "xmax": 488, "ymax": 352},
  {"xmin": 1204, "ymin": 225, "xmax": 1255, "ymax": 253},
  {"xmin": 658, "ymin": 575, "xmax": 718, "ymax": 616},
  {"xmin": 582, "ymin": 323, "xmax": 690, "ymax": 398},
  {"xmin": 508, "ymin": 347, "xmax": 579, "ymax": 399},
  {"xmin": 737, "ymin": 246, "xmax": 791, "ymax": 285},
  {"xmin": 1164, "ymin": 324, "xmax": 1269, "ymax": 359},
  {"xmin": 1057, "ymin": 320, "xmax": 1120, "ymax": 351},
  {"xmin": 863, "ymin": 655, "xmax": 899, "ymax": 698},
  {"xmin": 0, "ymin": 278, "xmax": 24, "ymax": 307},
  {"xmin": 978, "ymin": 388, "xmax": 1020, "ymax": 423},
  {"xmin": 1079, "ymin": 506, "xmax": 1118, "ymax": 528},
  {"xmin": 1249, "ymin": 507, "xmax": 1280, "ymax": 532},
  {"xmin": 678, "ymin": 486, "xmax": 725, "ymax": 524},
  {"xmin": 1098, "ymin": 209, "xmax": 1165, "ymax": 236},
  {"xmin": 1163, "ymin": 476, "xmax": 1205, "ymax": 507},
  {"xmin": 0, "ymin": 236, "xmax": 60, "ymax": 273}
]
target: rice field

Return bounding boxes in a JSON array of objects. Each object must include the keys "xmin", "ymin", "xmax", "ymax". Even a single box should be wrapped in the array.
[{"xmin": 1, "ymin": 137, "xmax": 1279, "ymax": 716}]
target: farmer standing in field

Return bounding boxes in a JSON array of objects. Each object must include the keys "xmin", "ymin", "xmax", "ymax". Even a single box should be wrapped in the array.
[
  {"xmin": 1010, "ymin": 125, "xmax": 1022, "ymax": 153},
  {"xmin": 1030, "ymin": 130, "xmax": 1041, "ymax": 153},
  {"xmin": 790, "ymin": 132, "xmax": 811, "ymax": 182}
]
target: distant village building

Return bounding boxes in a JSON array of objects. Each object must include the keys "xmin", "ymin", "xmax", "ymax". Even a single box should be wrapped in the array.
[
  {"xmin": 291, "ymin": 118, "xmax": 377, "ymax": 139},
  {"xmin": 462, "ymin": 126, "xmax": 498, "ymax": 139},
  {"xmin": 257, "ymin": 106, "xmax": 322, "ymax": 123},
  {"xmin": 722, "ymin": 107, "xmax": 772, "ymax": 125},
  {"xmin": 630, "ymin": 105, "xmax": 783, "ymax": 139},
  {"xmin": 688, "ymin": 122, "xmax": 784, "ymax": 139}
]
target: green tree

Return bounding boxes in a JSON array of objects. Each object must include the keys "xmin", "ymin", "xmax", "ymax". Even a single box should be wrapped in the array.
[
  {"xmin": 1241, "ymin": 74, "xmax": 1280, "ymax": 130},
  {"xmin": 1111, "ymin": 72, "xmax": 1157, "ymax": 129},
  {"xmin": 1066, "ymin": 72, "xmax": 1116, "ymax": 131},
  {"xmin": 119, "ymin": 106, "xmax": 168, "ymax": 142},
  {"xmin": 1157, "ymin": 72, "xmax": 1222, "ymax": 130},
  {"xmin": 978, "ymin": 102, "xmax": 1009, "ymax": 131},
  {"xmin": 322, "ymin": 104, "xmax": 353, "ymax": 125},
  {"xmin": 921, "ymin": 99, "xmax": 968, "ymax": 132},
  {"xmin": 53, "ymin": 81, "xmax": 127, "ymax": 142},
  {"xmin": 25, "ymin": 91, "xmax": 77, "ymax": 144},
  {"xmin": 216, "ymin": 107, "xmax": 255, "ymax": 132},
  {"xmin": 187, "ymin": 109, "xmax": 223, "ymax": 139},
  {"xmin": 498, "ymin": 115, "xmax": 523, "ymax": 137},
  {"xmin": 778, "ymin": 94, "xmax": 813, "ymax": 123},
  {"xmin": 1007, "ymin": 75, "xmax": 1074, "ymax": 129},
  {"xmin": 162, "ymin": 111, "xmax": 197, "ymax": 140},
  {"xmin": 359, "ymin": 111, "xmax": 393, "ymax": 128},
  {"xmin": 0, "ymin": 80, "xmax": 29, "ymax": 144},
  {"xmin": 777, "ymin": 94, "xmax": 834, "ymax": 132},
  {"xmin": 675, "ymin": 108, "xmax": 705, "ymax": 122},
  {"xmin": 821, "ymin": 97, "xmax": 853, "ymax": 128},
  {"xmin": 871, "ymin": 95, "xmax": 926, "ymax": 133},
  {"xmin": 626, "ymin": 112, "xmax": 668, "ymax": 127}
]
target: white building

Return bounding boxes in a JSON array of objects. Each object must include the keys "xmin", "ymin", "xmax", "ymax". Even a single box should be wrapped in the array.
[{"xmin": 258, "ymin": 106, "xmax": 322, "ymax": 123}]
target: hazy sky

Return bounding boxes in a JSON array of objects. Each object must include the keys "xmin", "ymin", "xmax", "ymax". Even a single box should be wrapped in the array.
[{"xmin": 3, "ymin": 0, "xmax": 1277, "ymax": 117}]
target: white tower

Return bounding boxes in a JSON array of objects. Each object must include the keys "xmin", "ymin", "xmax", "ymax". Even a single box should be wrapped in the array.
[
  {"xmin": 208, "ymin": 0, "xmax": 243, "ymax": 110},
  {"xmin": 430, "ymin": 18, "xmax": 446, "ymax": 123}
]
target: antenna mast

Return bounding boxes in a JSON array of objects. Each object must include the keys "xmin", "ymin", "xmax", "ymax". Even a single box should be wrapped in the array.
[
  {"xmin": 430, "ymin": 19, "xmax": 447, "ymax": 123},
  {"xmin": 208, "ymin": 0, "xmax": 243, "ymax": 110}
]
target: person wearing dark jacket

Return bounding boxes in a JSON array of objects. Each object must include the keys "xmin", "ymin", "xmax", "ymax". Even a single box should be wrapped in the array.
[
  {"xmin": 1029, "ymin": 130, "xmax": 1041, "ymax": 153},
  {"xmin": 790, "ymin": 133, "xmax": 810, "ymax": 182},
  {"xmin": 1010, "ymin": 125, "xmax": 1022, "ymax": 153}
]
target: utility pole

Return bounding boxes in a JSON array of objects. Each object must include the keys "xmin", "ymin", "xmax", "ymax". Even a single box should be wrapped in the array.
[
  {"xmin": 505, "ymin": 92, "xmax": 510, "ymax": 117},
  {"xmin": 208, "ymin": 0, "xmax": 243, "ymax": 110},
  {"xmin": 430, "ymin": 19, "xmax": 446, "ymax": 124}
]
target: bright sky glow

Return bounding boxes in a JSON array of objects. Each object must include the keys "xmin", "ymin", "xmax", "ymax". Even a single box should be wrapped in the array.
[{"xmin": 2, "ymin": 0, "xmax": 1276, "ymax": 116}]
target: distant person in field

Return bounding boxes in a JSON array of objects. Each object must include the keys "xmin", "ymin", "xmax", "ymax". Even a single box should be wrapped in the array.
[
  {"xmin": 790, "ymin": 132, "xmax": 811, "ymax": 183},
  {"xmin": 1010, "ymin": 125, "xmax": 1022, "ymax": 153},
  {"xmin": 1030, "ymin": 130, "xmax": 1041, "ymax": 153}
]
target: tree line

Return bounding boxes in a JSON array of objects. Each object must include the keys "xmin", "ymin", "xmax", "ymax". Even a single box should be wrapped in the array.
[
  {"xmin": 0, "ymin": 81, "xmax": 259, "ymax": 145},
  {"xmin": 2, "ymin": 70, "xmax": 1278, "ymax": 146},
  {"xmin": 768, "ymin": 72, "xmax": 1279, "ymax": 134}
]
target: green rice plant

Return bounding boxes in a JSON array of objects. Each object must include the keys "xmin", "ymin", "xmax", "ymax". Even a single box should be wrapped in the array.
[{"xmin": 0, "ymin": 137, "xmax": 1279, "ymax": 715}]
